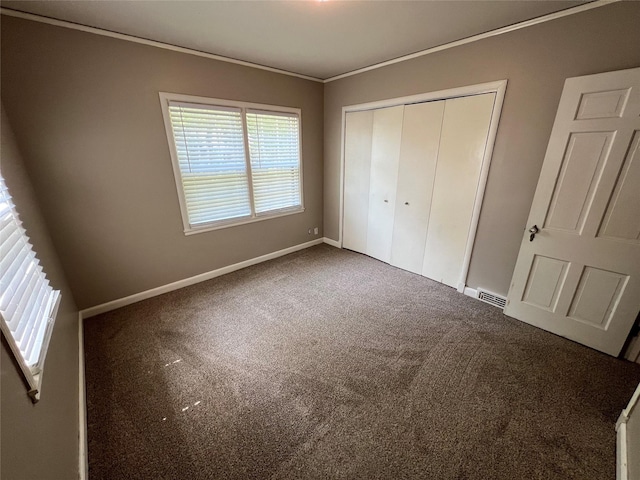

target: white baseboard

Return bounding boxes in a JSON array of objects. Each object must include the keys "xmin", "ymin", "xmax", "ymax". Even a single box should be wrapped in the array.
[
  {"xmin": 463, "ymin": 286, "xmax": 478, "ymax": 298},
  {"xmin": 80, "ymin": 238, "xmax": 324, "ymax": 319},
  {"xmin": 323, "ymin": 237, "xmax": 341, "ymax": 248},
  {"xmin": 78, "ymin": 313, "xmax": 88, "ymax": 480}
]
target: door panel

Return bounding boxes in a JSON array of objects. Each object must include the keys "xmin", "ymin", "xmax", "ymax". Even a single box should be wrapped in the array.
[
  {"xmin": 545, "ymin": 131, "xmax": 614, "ymax": 233},
  {"xmin": 366, "ymin": 105, "xmax": 404, "ymax": 263},
  {"xmin": 567, "ymin": 266, "xmax": 628, "ymax": 329},
  {"xmin": 522, "ymin": 255, "xmax": 569, "ymax": 311},
  {"xmin": 575, "ymin": 88, "xmax": 630, "ymax": 120},
  {"xmin": 343, "ymin": 111, "xmax": 373, "ymax": 253},
  {"xmin": 390, "ymin": 101, "xmax": 444, "ymax": 274},
  {"xmin": 505, "ymin": 67, "xmax": 640, "ymax": 356},
  {"xmin": 599, "ymin": 131, "xmax": 640, "ymax": 242},
  {"xmin": 422, "ymin": 93, "xmax": 495, "ymax": 288}
]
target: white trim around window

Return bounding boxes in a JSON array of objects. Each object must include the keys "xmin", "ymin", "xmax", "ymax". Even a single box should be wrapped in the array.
[{"xmin": 159, "ymin": 92, "xmax": 304, "ymax": 235}]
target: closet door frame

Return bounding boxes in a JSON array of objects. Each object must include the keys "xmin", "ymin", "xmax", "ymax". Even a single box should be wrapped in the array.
[{"xmin": 339, "ymin": 79, "xmax": 508, "ymax": 293}]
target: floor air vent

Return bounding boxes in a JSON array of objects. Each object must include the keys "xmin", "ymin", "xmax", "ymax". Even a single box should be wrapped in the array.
[{"xmin": 477, "ymin": 289, "xmax": 507, "ymax": 310}]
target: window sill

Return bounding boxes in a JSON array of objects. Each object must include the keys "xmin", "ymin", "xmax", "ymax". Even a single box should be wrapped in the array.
[{"xmin": 184, "ymin": 206, "xmax": 305, "ymax": 236}]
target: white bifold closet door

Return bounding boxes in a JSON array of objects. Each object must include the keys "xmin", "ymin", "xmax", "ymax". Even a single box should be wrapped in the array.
[
  {"xmin": 390, "ymin": 101, "xmax": 445, "ymax": 274},
  {"xmin": 343, "ymin": 93, "xmax": 495, "ymax": 289},
  {"xmin": 366, "ymin": 105, "xmax": 404, "ymax": 263},
  {"xmin": 422, "ymin": 93, "xmax": 495, "ymax": 287},
  {"xmin": 343, "ymin": 110, "xmax": 373, "ymax": 253}
]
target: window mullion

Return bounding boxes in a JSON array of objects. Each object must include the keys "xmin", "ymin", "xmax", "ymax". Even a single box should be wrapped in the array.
[{"xmin": 240, "ymin": 107, "xmax": 257, "ymax": 218}]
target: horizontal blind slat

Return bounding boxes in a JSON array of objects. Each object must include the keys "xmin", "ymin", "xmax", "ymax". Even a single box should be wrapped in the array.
[
  {"xmin": 7, "ymin": 267, "xmax": 44, "ymax": 325},
  {"xmin": 190, "ymin": 210, "xmax": 251, "ymax": 225},
  {"xmin": 0, "ymin": 243, "xmax": 32, "ymax": 292},
  {"xmin": 0, "ymin": 211, "xmax": 17, "ymax": 234},
  {"xmin": 24, "ymin": 291, "xmax": 55, "ymax": 364},
  {"xmin": 14, "ymin": 276, "xmax": 47, "ymax": 341},
  {"xmin": 1, "ymin": 226, "xmax": 27, "ymax": 257},
  {"xmin": 0, "ymin": 251, "xmax": 37, "ymax": 311},
  {"xmin": 182, "ymin": 174, "xmax": 249, "ymax": 185},
  {"xmin": 188, "ymin": 202, "xmax": 253, "ymax": 218}
]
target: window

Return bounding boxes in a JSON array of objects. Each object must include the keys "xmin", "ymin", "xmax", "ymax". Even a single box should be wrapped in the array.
[
  {"xmin": 0, "ymin": 173, "xmax": 61, "ymax": 402},
  {"xmin": 160, "ymin": 93, "xmax": 303, "ymax": 234}
]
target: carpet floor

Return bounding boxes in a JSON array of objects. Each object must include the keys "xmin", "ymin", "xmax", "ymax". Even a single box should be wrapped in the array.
[{"xmin": 84, "ymin": 244, "xmax": 640, "ymax": 480}]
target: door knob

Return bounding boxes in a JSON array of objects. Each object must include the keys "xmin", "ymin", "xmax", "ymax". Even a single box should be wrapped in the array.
[
  {"xmin": 384, "ymin": 199, "xmax": 388, "ymax": 203},
  {"xmin": 404, "ymin": 202, "xmax": 409, "ymax": 205},
  {"xmin": 529, "ymin": 225, "xmax": 539, "ymax": 242}
]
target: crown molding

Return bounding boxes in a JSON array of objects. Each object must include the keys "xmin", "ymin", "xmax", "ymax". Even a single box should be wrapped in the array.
[
  {"xmin": 323, "ymin": 0, "xmax": 620, "ymax": 83},
  {"xmin": 0, "ymin": 7, "xmax": 323, "ymax": 83}
]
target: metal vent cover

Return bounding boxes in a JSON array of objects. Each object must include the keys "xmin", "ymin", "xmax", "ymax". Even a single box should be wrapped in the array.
[{"xmin": 477, "ymin": 289, "xmax": 507, "ymax": 310}]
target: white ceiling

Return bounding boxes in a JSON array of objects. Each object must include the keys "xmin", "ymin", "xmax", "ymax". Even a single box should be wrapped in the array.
[{"xmin": 1, "ymin": 0, "xmax": 589, "ymax": 80}]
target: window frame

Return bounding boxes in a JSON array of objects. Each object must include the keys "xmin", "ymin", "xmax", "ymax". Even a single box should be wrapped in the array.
[
  {"xmin": 159, "ymin": 92, "xmax": 304, "ymax": 235},
  {"xmin": 0, "ymin": 174, "xmax": 61, "ymax": 403}
]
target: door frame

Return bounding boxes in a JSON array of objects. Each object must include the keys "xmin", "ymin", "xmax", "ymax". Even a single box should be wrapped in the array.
[
  {"xmin": 617, "ymin": 381, "xmax": 640, "ymax": 480},
  {"xmin": 338, "ymin": 80, "xmax": 508, "ymax": 292}
]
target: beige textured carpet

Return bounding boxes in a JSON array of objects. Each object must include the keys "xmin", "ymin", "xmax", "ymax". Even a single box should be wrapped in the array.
[{"xmin": 84, "ymin": 244, "xmax": 640, "ymax": 479}]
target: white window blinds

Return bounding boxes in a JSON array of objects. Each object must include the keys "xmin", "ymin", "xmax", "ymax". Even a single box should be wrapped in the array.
[
  {"xmin": 168, "ymin": 102, "xmax": 252, "ymax": 227},
  {"xmin": 0, "ymin": 174, "xmax": 60, "ymax": 400},
  {"xmin": 162, "ymin": 94, "xmax": 303, "ymax": 233},
  {"xmin": 246, "ymin": 110, "xmax": 301, "ymax": 215}
]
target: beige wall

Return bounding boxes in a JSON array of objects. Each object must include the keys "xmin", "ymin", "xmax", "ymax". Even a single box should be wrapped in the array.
[
  {"xmin": 324, "ymin": 2, "xmax": 640, "ymax": 296},
  {"xmin": 1, "ymin": 15, "xmax": 324, "ymax": 309},
  {"xmin": 1, "ymin": 105, "xmax": 80, "ymax": 479}
]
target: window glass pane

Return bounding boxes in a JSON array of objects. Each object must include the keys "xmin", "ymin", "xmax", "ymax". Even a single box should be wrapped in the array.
[
  {"xmin": 168, "ymin": 104, "xmax": 252, "ymax": 226},
  {"xmin": 245, "ymin": 111, "xmax": 301, "ymax": 215}
]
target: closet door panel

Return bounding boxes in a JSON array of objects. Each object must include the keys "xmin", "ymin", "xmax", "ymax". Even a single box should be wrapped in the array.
[
  {"xmin": 391, "ymin": 101, "xmax": 445, "ymax": 274},
  {"xmin": 343, "ymin": 110, "xmax": 374, "ymax": 253},
  {"xmin": 367, "ymin": 105, "xmax": 404, "ymax": 263},
  {"xmin": 422, "ymin": 93, "xmax": 495, "ymax": 287}
]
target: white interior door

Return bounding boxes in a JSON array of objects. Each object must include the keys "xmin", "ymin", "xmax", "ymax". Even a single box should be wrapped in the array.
[
  {"xmin": 390, "ymin": 101, "xmax": 445, "ymax": 274},
  {"xmin": 366, "ymin": 105, "xmax": 403, "ymax": 263},
  {"xmin": 505, "ymin": 67, "xmax": 640, "ymax": 356},
  {"xmin": 343, "ymin": 110, "xmax": 373, "ymax": 253},
  {"xmin": 422, "ymin": 93, "xmax": 495, "ymax": 288}
]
